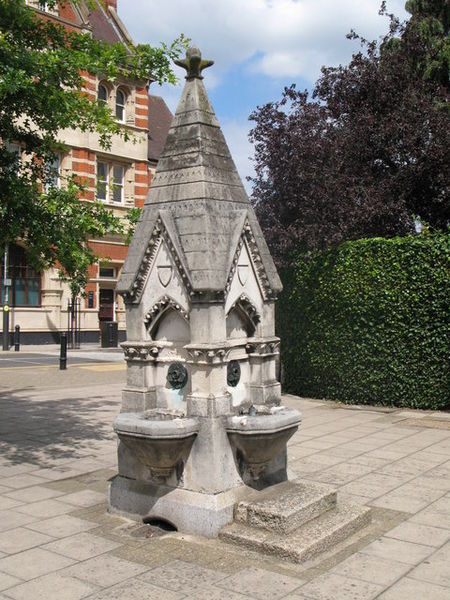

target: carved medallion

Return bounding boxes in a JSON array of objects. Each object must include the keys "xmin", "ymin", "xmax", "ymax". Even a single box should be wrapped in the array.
[
  {"xmin": 227, "ymin": 360, "xmax": 241, "ymax": 387},
  {"xmin": 167, "ymin": 362, "xmax": 188, "ymax": 389},
  {"xmin": 157, "ymin": 265, "xmax": 172, "ymax": 287},
  {"xmin": 237, "ymin": 264, "xmax": 249, "ymax": 286}
]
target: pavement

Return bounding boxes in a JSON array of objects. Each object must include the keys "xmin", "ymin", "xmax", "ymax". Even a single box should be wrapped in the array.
[{"xmin": 0, "ymin": 348, "xmax": 449, "ymax": 599}]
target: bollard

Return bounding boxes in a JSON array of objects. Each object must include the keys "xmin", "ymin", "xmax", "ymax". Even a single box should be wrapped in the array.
[
  {"xmin": 14, "ymin": 325, "xmax": 20, "ymax": 352},
  {"xmin": 2, "ymin": 306, "xmax": 9, "ymax": 351},
  {"xmin": 59, "ymin": 332, "xmax": 67, "ymax": 370}
]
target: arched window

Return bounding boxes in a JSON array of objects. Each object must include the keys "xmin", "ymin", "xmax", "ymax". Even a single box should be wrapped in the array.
[
  {"xmin": 115, "ymin": 89, "xmax": 126, "ymax": 121},
  {"xmin": 98, "ymin": 83, "xmax": 108, "ymax": 105},
  {"xmin": 1, "ymin": 245, "xmax": 41, "ymax": 307}
]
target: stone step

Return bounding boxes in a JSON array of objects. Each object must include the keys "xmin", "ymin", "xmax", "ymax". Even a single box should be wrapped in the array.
[
  {"xmin": 235, "ymin": 481, "xmax": 337, "ymax": 534},
  {"xmin": 220, "ymin": 501, "xmax": 372, "ymax": 564}
]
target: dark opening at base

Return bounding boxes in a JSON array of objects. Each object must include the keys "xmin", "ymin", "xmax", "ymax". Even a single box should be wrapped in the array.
[{"xmin": 142, "ymin": 516, "xmax": 178, "ymax": 532}]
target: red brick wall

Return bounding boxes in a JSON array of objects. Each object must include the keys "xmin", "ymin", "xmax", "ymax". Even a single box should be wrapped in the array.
[
  {"xmin": 57, "ymin": 2, "xmax": 79, "ymax": 23},
  {"xmin": 89, "ymin": 242, "xmax": 128, "ymax": 261},
  {"xmin": 135, "ymin": 87, "xmax": 149, "ymax": 129},
  {"xmin": 134, "ymin": 162, "xmax": 149, "ymax": 207},
  {"xmin": 72, "ymin": 148, "xmax": 96, "ymax": 201}
]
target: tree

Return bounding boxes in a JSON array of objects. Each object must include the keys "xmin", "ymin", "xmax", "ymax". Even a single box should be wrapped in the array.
[
  {"xmin": 0, "ymin": 0, "xmax": 187, "ymax": 296},
  {"xmin": 249, "ymin": 2, "xmax": 449, "ymax": 264}
]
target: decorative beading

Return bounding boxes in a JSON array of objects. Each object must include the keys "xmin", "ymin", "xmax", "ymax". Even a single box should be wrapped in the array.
[
  {"xmin": 144, "ymin": 296, "xmax": 189, "ymax": 329},
  {"xmin": 121, "ymin": 343, "xmax": 160, "ymax": 362},
  {"xmin": 245, "ymin": 340, "xmax": 280, "ymax": 356},
  {"xmin": 186, "ymin": 347, "xmax": 227, "ymax": 364},
  {"xmin": 224, "ymin": 220, "xmax": 274, "ymax": 301},
  {"xmin": 229, "ymin": 293, "xmax": 260, "ymax": 331},
  {"xmin": 121, "ymin": 217, "xmax": 192, "ymax": 304}
]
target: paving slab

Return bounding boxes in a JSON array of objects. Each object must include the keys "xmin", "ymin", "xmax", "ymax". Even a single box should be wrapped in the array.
[
  {"xmin": 327, "ymin": 552, "xmax": 411, "ymax": 587},
  {"xmin": 42, "ymin": 532, "xmax": 121, "ymax": 561},
  {"xmin": 358, "ymin": 536, "xmax": 435, "ymax": 565},
  {"xmin": 0, "ymin": 527, "xmax": 55, "ymax": 555},
  {"xmin": 2, "ymin": 572, "xmax": 99, "ymax": 600},
  {"xmin": 296, "ymin": 572, "xmax": 383, "ymax": 600},
  {"xmin": 62, "ymin": 554, "xmax": 149, "ymax": 588},
  {"xmin": 0, "ymin": 548, "xmax": 75, "ymax": 580},
  {"xmin": 139, "ymin": 559, "xmax": 228, "ymax": 594},
  {"xmin": 215, "ymin": 566, "xmax": 303, "ymax": 600},
  {"xmin": 377, "ymin": 577, "xmax": 450, "ymax": 600},
  {"xmin": 0, "ymin": 375, "xmax": 449, "ymax": 600},
  {"xmin": 86, "ymin": 579, "xmax": 186, "ymax": 600},
  {"xmin": 25, "ymin": 515, "xmax": 98, "ymax": 538}
]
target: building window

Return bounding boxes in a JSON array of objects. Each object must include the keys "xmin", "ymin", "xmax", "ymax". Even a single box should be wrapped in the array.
[
  {"xmin": 45, "ymin": 154, "xmax": 60, "ymax": 192},
  {"xmin": 98, "ymin": 83, "xmax": 108, "ymax": 105},
  {"xmin": 5, "ymin": 143, "xmax": 21, "ymax": 173},
  {"xmin": 112, "ymin": 165, "xmax": 124, "ymax": 203},
  {"xmin": 96, "ymin": 160, "xmax": 124, "ymax": 204},
  {"xmin": 25, "ymin": 1, "xmax": 54, "ymax": 13},
  {"xmin": 99, "ymin": 266, "xmax": 116, "ymax": 278},
  {"xmin": 115, "ymin": 89, "xmax": 126, "ymax": 121},
  {"xmin": 1, "ymin": 245, "xmax": 41, "ymax": 307},
  {"xmin": 97, "ymin": 161, "xmax": 108, "ymax": 201}
]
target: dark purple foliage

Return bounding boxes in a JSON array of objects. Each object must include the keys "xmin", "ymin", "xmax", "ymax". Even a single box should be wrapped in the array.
[{"xmin": 249, "ymin": 4, "xmax": 449, "ymax": 264}]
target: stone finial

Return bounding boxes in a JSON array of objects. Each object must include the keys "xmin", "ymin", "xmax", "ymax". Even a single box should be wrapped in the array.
[{"xmin": 174, "ymin": 46, "xmax": 214, "ymax": 80}]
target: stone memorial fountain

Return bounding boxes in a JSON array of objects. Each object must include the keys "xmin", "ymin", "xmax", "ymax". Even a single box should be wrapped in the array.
[{"xmin": 110, "ymin": 47, "xmax": 371, "ymax": 559}]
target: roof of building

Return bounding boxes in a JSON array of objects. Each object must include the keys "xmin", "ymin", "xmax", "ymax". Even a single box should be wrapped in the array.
[
  {"xmin": 117, "ymin": 47, "xmax": 282, "ymax": 301},
  {"xmin": 148, "ymin": 96, "xmax": 173, "ymax": 163},
  {"xmin": 88, "ymin": 7, "xmax": 121, "ymax": 44}
]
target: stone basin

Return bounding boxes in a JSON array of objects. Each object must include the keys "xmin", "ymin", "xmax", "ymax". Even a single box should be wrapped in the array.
[
  {"xmin": 114, "ymin": 410, "xmax": 199, "ymax": 481},
  {"xmin": 226, "ymin": 407, "xmax": 302, "ymax": 479}
]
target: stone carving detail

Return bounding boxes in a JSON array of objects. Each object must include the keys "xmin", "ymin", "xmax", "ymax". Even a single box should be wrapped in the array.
[
  {"xmin": 157, "ymin": 265, "xmax": 173, "ymax": 287},
  {"xmin": 230, "ymin": 294, "xmax": 260, "ymax": 332},
  {"xmin": 122, "ymin": 344, "xmax": 160, "ymax": 362},
  {"xmin": 225, "ymin": 220, "xmax": 274, "ymax": 301},
  {"xmin": 245, "ymin": 340, "xmax": 280, "ymax": 356},
  {"xmin": 167, "ymin": 362, "xmax": 188, "ymax": 389},
  {"xmin": 121, "ymin": 217, "xmax": 192, "ymax": 303},
  {"xmin": 144, "ymin": 296, "xmax": 189, "ymax": 329},
  {"xmin": 227, "ymin": 360, "xmax": 241, "ymax": 387},
  {"xmin": 186, "ymin": 347, "xmax": 227, "ymax": 363}
]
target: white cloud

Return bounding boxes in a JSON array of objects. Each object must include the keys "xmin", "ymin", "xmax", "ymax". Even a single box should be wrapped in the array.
[
  {"xmin": 121, "ymin": 0, "xmax": 409, "ymax": 83},
  {"xmin": 124, "ymin": 0, "xmax": 409, "ymax": 189}
]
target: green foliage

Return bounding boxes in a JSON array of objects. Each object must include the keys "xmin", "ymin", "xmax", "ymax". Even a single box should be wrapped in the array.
[
  {"xmin": 0, "ymin": 0, "xmax": 188, "ymax": 295},
  {"xmin": 277, "ymin": 234, "xmax": 450, "ymax": 410}
]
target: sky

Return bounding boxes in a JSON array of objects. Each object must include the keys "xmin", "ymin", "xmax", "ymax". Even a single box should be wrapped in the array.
[{"xmin": 120, "ymin": 0, "xmax": 409, "ymax": 191}]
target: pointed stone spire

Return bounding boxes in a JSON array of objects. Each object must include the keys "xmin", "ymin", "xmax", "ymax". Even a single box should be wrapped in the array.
[{"xmin": 117, "ymin": 47, "xmax": 281, "ymax": 300}]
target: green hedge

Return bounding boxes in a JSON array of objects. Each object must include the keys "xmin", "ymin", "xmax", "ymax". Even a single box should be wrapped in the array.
[{"xmin": 277, "ymin": 234, "xmax": 450, "ymax": 410}]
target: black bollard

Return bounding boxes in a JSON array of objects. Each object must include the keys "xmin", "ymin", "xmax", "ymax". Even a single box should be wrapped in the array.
[
  {"xmin": 59, "ymin": 332, "xmax": 67, "ymax": 370},
  {"xmin": 14, "ymin": 325, "xmax": 20, "ymax": 352},
  {"xmin": 2, "ymin": 306, "xmax": 9, "ymax": 351}
]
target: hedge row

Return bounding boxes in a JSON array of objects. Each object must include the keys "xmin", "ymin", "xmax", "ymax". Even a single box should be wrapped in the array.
[{"xmin": 277, "ymin": 234, "xmax": 449, "ymax": 410}]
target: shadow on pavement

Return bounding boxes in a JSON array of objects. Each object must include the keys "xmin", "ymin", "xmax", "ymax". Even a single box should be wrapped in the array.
[{"xmin": 0, "ymin": 386, "xmax": 118, "ymax": 467}]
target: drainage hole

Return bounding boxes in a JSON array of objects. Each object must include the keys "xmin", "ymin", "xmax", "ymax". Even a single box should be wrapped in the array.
[{"xmin": 142, "ymin": 517, "xmax": 178, "ymax": 533}]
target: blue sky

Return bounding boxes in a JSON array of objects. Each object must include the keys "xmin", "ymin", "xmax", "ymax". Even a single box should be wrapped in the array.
[{"xmin": 120, "ymin": 0, "xmax": 409, "ymax": 190}]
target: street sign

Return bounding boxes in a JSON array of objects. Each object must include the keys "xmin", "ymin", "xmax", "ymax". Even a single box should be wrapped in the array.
[{"xmin": 3, "ymin": 279, "xmax": 11, "ymax": 287}]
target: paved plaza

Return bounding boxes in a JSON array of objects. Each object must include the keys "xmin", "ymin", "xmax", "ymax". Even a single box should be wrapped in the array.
[{"xmin": 0, "ymin": 348, "xmax": 449, "ymax": 599}]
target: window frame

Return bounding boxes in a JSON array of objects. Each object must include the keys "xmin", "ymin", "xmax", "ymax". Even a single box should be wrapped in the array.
[
  {"xmin": 45, "ymin": 154, "xmax": 61, "ymax": 193},
  {"xmin": 98, "ymin": 83, "xmax": 108, "ymax": 106},
  {"xmin": 99, "ymin": 266, "xmax": 117, "ymax": 279},
  {"xmin": 96, "ymin": 160, "xmax": 125, "ymax": 205},
  {"xmin": 1, "ymin": 245, "xmax": 41, "ymax": 308},
  {"xmin": 115, "ymin": 89, "xmax": 126, "ymax": 122}
]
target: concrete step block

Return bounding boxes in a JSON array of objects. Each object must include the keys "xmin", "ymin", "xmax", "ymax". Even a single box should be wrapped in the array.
[
  {"xmin": 235, "ymin": 480, "xmax": 337, "ymax": 534},
  {"xmin": 220, "ymin": 501, "xmax": 372, "ymax": 563}
]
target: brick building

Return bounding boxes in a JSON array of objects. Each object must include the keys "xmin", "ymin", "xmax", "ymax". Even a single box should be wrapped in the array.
[{"xmin": 2, "ymin": 1, "xmax": 172, "ymax": 344}]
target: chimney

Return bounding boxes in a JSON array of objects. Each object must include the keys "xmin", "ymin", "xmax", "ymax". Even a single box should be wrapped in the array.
[{"xmin": 104, "ymin": 0, "xmax": 117, "ymax": 11}]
